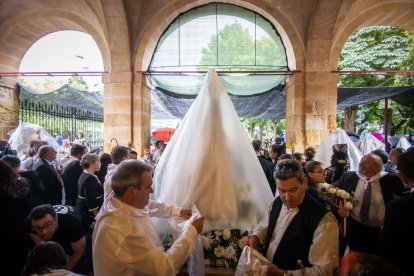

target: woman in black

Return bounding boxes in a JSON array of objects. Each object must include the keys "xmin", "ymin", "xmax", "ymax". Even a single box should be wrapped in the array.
[
  {"xmin": 0, "ymin": 160, "xmax": 35, "ymax": 275},
  {"xmin": 77, "ymin": 153, "xmax": 103, "ymax": 229}
]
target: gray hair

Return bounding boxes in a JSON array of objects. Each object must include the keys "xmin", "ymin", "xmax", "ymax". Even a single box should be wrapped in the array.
[
  {"xmin": 111, "ymin": 160, "xmax": 153, "ymax": 196},
  {"xmin": 80, "ymin": 153, "xmax": 100, "ymax": 169},
  {"xmin": 38, "ymin": 145, "xmax": 53, "ymax": 159}
]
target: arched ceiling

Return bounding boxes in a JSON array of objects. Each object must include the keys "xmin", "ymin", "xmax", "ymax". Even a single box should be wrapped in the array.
[
  {"xmin": 0, "ymin": 2, "xmax": 111, "ymax": 73},
  {"xmin": 330, "ymin": 0, "xmax": 414, "ymax": 69}
]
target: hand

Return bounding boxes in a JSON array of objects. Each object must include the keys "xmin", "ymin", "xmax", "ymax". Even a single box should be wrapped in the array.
[
  {"xmin": 338, "ymin": 207, "xmax": 350, "ymax": 218},
  {"xmin": 191, "ymin": 217, "xmax": 204, "ymax": 234},
  {"xmin": 180, "ymin": 208, "xmax": 192, "ymax": 219},
  {"xmin": 246, "ymin": 235, "xmax": 260, "ymax": 249},
  {"xmin": 264, "ymin": 262, "xmax": 285, "ymax": 276},
  {"xmin": 29, "ymin": 233, "xmax": 44, "ymax": 244}
]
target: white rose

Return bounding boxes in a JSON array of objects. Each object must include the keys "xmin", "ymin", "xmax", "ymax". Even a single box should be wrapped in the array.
[
  {"xmin": 345, "ymin": 201, "xmax": 353, "ymax": 210},
  {"xmin": 328, "ymin": 188, "xmax": 337, "ymax": 195},
  {"xmin": 214, "ymin": 246, "xmax": 225, "ymax": 258},
  {"xmin": 223, "ymin": 229, "xmax": 231, "ymax": 240},
  {"xmin": 341, "ymin": 191, "xmax": 350, "ymax": 199}
]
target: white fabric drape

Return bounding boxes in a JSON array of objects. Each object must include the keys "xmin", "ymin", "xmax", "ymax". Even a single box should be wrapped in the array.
[
  {"xmin": 357, "ymin": 133, "xmax": 386, "ymax": 155},
  {"xmin": 315, "ymin": 128, "xmax": 362, "ymax": 172},
  {"xmin": 153, "ymin": 69, "xmax": 274, "ymax": 232}
]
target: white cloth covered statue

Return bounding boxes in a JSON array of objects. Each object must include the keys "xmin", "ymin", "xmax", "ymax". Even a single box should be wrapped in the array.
[
  {"xmin": 315, "ymin": 128, "xmax": 362, "ymax": 172},
  {"xmin": 8, "ymin": 122, "xmax": 61, "ymax": 157},
  {"xmin": 396, "ymin": 135, "xmax": 412, "ymax": 150},
  {"xmin": 153, "ymin": 69, "xmax": 274, "ymax": 233},
  {"xmin": 358, "ymin": 133, "xmax": 386, "ymax": 155}
]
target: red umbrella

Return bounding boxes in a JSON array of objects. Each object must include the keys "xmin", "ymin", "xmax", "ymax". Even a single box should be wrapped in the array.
[{"xmin": 152, "ymin": 127, "xmax": 176, "ymax": 142}]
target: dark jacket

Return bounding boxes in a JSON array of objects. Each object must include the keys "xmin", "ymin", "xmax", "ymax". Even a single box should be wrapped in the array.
[
  {"xmin": 263, "ymin": 193, "xmax": 327, "ymax": 270},
  {"xmin": 34, "ymin": 158, "xmax": 62, "ymax": 205},
  {"xmin": 258, "ymin": 155, "xmax": 276, "ymax": 195},
  {"xmin": 379, "ymin": 192, "xmax": 414, "ymax": 276}
]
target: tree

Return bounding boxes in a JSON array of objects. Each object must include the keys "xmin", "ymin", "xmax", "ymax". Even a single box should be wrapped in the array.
[
  {"xmin": 201, "ymin": 21, "xmax": 287, "ymax": 139},
  {"xmin": 199, "ymin": 21, "xmax": 285, "ymax": 69},
  {"xmin": 68, "ymin": 75, "xmax": 89, "ymax": 91},
  {"xmin": 338, "ymin": 26, "xmax": 413, "ymax": 134}
]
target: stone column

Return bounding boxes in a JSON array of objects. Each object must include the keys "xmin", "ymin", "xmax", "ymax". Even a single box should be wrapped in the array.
[
  {"xmin": 132, "ymin": 73, "xmax": 151, "ymax": 155},
  {"xmin": 304, "ymin": 71, "xmax": 339, "ymax": 148},
  {"xmin": 102, "ymin": 72, "xmax": 132, "ymax": 153},
  {"xmin": 285, "ymin": 71, "xmax": 339, "ymax": 152},
  {"xmin": 0, "ymin": 78, "xmax": 18, "ymax": 139},
  {"xmin": 285, "ymin": 72, "xmax": 305, "ymax": 153}
]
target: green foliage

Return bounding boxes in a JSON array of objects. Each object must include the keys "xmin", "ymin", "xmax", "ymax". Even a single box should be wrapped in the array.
[
  {"xmin": 68, "ymin": 76, "xmax": 89, "ymax": 91},
  {"xmin": 199, "ymin": 21, "xmax": 284, "ymax": 69},
  {"xmin": 338, "ymin": 26, "xmax": 414, "ymax": 135}
]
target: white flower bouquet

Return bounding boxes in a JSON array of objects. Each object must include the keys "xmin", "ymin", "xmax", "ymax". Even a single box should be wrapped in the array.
[
  {"xmin": 316, "ymin": 183, "xmax": 357, "ymax": 210},
  {"xmin": 200, "ymin": 229, "xmax": 248, "ymax": 269},
  {"xmin": 316, "ymin": 183, "xmax": 358, "ymax": 236}
]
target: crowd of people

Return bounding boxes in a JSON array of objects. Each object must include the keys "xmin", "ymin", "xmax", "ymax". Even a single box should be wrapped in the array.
[
  {"xmin": 0, "ymin": 136, "xmax": 169, "ymax": 275},
  {"xmin": 0, "ymin": 130, "xmax": 413, "ymax": 275}
]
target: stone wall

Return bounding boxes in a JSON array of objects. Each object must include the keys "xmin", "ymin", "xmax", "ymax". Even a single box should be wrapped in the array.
[{"xmin": 0, "ymin": 78, "xmax": 18, "ymax": 140}]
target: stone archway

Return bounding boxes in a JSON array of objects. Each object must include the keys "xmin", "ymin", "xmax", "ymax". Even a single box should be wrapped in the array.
[
  {"xmin": 131, "ymin": 0, "xmax": 306, "ymax": 152},
  {"xmin": 0, "ymin": 4, "xmax": 111, "ymax": 139},
  {"xmin": 330, "ymin": 0, "xmax": 414, "ymax": 70}
]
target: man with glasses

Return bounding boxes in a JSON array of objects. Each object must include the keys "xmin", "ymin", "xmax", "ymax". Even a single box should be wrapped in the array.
[
  {"xmin": 27, "ymin": 204, "xmax": 89, "ymax": 274},
  {"xmin": 247, "ymin": 159, "xmax": 339, "ymax": 275}
]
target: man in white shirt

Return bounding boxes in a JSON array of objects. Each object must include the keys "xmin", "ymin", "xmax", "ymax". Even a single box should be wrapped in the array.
[
  {"xmin": 93, "ymin": 160, "xmax": 204, "ymax": 276},
  {"xmin": 247, "ymin": 159, "xmax": 339, "ymax": 276},
  {"xmin": 335, "ymin": 153, "xmax": 404, "ymax": 254}
]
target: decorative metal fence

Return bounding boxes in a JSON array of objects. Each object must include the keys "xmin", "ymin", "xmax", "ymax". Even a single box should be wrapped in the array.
[{"xmin": 19, "ymin": 100, "xmax": 104, "ymax": 147}]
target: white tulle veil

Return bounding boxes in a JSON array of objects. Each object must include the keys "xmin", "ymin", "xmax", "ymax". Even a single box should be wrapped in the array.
[
  {"xmin": 315, "ymin": 128, "xmax": 362, "ymax": 172},
  {"xmin": 357, "ymin": 133, "xmax": 386, "ymax": 155},
  {"xmin": 152, "ymin": 69, "xmax": 274, "ymax": 232},
  {"xmin": 8, "ymin": 122, "xmax": 61, "ymax": 156}
]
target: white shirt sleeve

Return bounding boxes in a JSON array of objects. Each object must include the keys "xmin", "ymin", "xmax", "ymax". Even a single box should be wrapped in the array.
[
  {"xmin": 115, "ymin": 219, "xmax": 198, "ymax": 275},
  {"xmin": 147, "ymin": 199, "xmax": 182, "ymax": 217},
  {"xmin": 252, "ymin": 201, "xmax": 273, "ymax": 241}
]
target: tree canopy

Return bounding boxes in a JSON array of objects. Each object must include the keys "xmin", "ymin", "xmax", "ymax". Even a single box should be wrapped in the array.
[{"xmin": 338, "ymin": 26, "xmax": 414, "ymax": 135}]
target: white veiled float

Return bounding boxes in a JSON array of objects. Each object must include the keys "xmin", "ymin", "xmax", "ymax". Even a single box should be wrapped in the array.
[
  {"xmin": 315, "ymin": 128, "xmax": 362, "ymax": 172},
  {"xmin": 357, "ymin": 133, "xmax": 386, "ymax": 155},
  {"xmin": 152, "ymin": 69, "xmax": 274, "ymax": 232},
  {"xmin": 8, "ymin": 122, "xmax": 61, "ymax": 156}
]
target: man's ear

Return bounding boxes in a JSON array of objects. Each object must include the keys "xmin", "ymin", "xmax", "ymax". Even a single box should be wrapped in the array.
[{"xmin": 302, "ymin": 177, "xmax": 308, "ymax": 188}]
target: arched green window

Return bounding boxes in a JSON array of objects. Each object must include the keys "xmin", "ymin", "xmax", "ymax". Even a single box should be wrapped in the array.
[{"xmin": 148, "ymin": 3, "xmax": 289, "ymax": 118}]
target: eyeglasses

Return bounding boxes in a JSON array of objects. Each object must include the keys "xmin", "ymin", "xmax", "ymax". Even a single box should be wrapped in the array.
[{"xmin": 32, "ymin": 219, "xmax": 55, "ymax": 233}]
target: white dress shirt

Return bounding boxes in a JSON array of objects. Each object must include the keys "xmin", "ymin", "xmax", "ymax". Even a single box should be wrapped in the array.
[
  {"xmin": 92, "ymin": 195, "xmax": 197, "ymax": 276},
  {"xmin": 252, "ymin": 201, "xmax": 339, "ymax": 276},
  {"xmin": 351, "ymin": 171, "xmax": 387, "ymax": 227}
]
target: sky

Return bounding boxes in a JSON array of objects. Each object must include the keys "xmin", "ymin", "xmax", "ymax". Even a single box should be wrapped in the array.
[{"xmin": 19, "ymin": 31, "xmax": 104, "ymax": 92}]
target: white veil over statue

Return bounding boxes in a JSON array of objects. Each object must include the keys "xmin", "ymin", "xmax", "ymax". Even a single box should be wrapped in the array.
[
  {"xmin": 153, "ymin": 69, "xmax": 274, "ymax": 232},
  {"xmin": 315, "ymin": 128, "xmax": 362, "ymax": 172},
  {"xmin": 357, "ymin": 133, "xmax": 385, "ymax": 155},
  {"xmin": 8, "ymin": 122, "xmax": 60, "ymax": 156}
]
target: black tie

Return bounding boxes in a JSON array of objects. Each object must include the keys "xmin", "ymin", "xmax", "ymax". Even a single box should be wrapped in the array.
[{"xmin": 359, "ymin": 182, "xmax": 372, "ymax": 222}]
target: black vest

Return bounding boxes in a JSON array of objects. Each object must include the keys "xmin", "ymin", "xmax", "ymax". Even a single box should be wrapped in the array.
[{"xmin": 263, "ymin": 193, "xmax": 328, "ymax": 270}]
